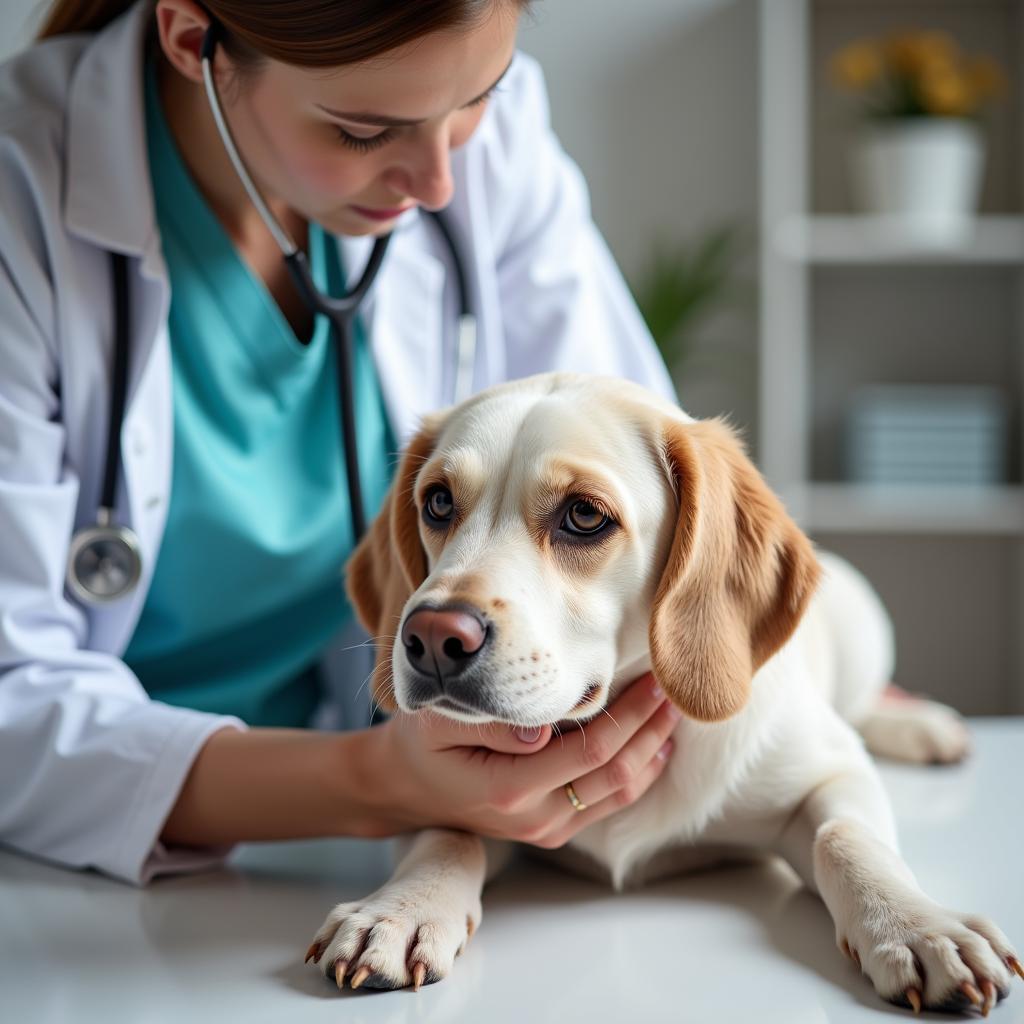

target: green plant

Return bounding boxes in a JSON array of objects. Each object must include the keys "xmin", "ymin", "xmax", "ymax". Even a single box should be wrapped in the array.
[{"xmin": 631, "ymin": 223, "xmax": 744, "ymax": 374}]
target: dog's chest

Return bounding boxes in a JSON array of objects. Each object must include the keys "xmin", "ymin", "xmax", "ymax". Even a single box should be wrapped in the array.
[{"xmin": 565, "ymin": 705, "xmax": 779, "ymax": 887}]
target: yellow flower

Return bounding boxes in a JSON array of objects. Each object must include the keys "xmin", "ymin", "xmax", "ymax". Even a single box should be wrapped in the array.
[
  {"xmin": 885, "ymin": 29, "xmax": 958, "ymax": 76},
  {"xmin": 919, "ymin": 66, "xmax": 975, "ymax": 117},
  {"xmin": 914, "ymin": 30, "xmax": 960, "ymax": 69},
  {"xmin": 884, "ymin": 31, "xmax": 925, "ymax": 74},
  {"xmin": 831, "ymin": 29, "xmax": 1005, "ymax": 118},
  {"xmin": 831, "ymin": 40, "xmax": 883, "ymax": 90}
]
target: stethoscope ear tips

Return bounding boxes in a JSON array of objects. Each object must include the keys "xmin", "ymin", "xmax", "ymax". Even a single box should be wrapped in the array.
[{"xmin": 200, "ymin": 20, "xmax": 221, "ymax": 63}]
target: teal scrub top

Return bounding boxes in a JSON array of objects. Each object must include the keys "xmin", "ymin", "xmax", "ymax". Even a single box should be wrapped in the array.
[{"xmin": 123, "ymin": 62, "xmax": 395, "ymax": 727}]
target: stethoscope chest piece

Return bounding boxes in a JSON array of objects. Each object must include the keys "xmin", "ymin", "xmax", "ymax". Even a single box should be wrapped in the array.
[{"xmin": 67, "ymin": 511, "xmax": 143, "ymax": 605}]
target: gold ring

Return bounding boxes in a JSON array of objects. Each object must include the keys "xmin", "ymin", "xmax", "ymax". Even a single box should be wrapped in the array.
[{"xmin": 564, "ymin": 781, "xmax": 587, "ymax": 812}]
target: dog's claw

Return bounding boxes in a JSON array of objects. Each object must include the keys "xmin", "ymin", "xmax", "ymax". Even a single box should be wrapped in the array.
[
  {"xmin": 1009, "ymin": 956, "xmax": 1024, "ymax": 982},
  {"xmin": 906, "ymin": 988, "xmax": 922, "ymax": 1015},
  {"xmin": 960, "ymin": 981, "xmax": 983, "ymax": 1008},
  {"xmin": 333, "ymin": 960, "xmax": 348, "ymax": 989},
  {"xmin": 980, "ymin": 979, "xmax": 996, "ymax": 1016},
  {"xmin": 350, "ymin": 966, "xmax": 371, "ymax": 990},
  {"xmin": 412, "ymin": 962, "xmax": 426, "ymax": 991},
  {"xmin": 304, "ymin": 941, "xmax": 321, "ymax": 964}
]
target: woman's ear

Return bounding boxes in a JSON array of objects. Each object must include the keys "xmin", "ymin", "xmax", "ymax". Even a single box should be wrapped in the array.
[
  {"xmin": 649, "ymin": 418, "xmax": 821, "ymax": 722},
  {"xmin": 345, "ymin": 418, "xmax": 442, "ymax": 711},
  {"xmin": 154, "ymin": 0, "xmax": 214, "ymax": 84}
]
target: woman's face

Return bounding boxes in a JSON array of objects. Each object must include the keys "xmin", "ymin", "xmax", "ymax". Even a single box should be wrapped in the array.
[{"xmin": 215, "ymin": 7, "xmax": 519, "ymax": 237}]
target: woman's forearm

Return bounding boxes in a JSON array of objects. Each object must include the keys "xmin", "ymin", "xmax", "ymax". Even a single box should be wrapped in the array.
[{"xmin": 159, "ymin": 725, "xmax": 398, "ymax": 848}]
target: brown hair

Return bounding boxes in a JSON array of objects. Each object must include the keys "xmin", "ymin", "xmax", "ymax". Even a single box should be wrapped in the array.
[{"xmin": 37, "ymin": 0, "xmax": 529, "ymax": 68}]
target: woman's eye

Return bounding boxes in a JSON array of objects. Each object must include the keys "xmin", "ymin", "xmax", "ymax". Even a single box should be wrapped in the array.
[
  {"xmin": 466, "ymin": 84, "xmax": 498, "ymax": 109},
  {"xmin": 562, "ymin": 500, "xmax": 609, "ymax": 536},
  {"xmin": 423, "ymin": 486, "xmax": 454, "ymax": 525},
  {"xmin": 334, "ymin": 126, "xmax": 394, "ymax": 153}
]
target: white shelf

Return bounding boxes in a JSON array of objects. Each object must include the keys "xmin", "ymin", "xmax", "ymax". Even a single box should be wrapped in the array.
[
  {"xmin": 782, "ymin": 483, "xmax": 1024, "ymax": 535},
  {"xmin": 758, "ymin": 0, "xmax": 1024, "ymax": 711},
  {"xmin": 774, "ymin": 214, "xmax": 1024, "ymax": 265}
]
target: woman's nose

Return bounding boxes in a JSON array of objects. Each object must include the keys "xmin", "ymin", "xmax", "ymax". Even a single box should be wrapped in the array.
[{"xmin": 385, "ymin": 135, "xmax": 454, "ymax": 210}]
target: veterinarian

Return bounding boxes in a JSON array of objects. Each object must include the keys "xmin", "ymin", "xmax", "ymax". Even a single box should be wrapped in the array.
[{"xmin": 0, "ymin": 0, "xmax": 680, "ymax": 885}]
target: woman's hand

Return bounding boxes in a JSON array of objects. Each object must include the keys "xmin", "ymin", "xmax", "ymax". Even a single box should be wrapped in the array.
[{"xmin": 361, "ymin": 672, "xmax": 680, "ymax": 849}]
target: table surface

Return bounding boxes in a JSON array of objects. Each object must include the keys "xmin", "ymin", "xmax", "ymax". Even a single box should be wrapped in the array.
[{"xmin": 3, "ymin": 718, "xmax": 1023, "ymax": 1023}]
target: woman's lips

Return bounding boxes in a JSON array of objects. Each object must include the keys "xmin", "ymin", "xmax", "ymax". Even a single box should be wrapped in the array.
[{"xmin": 350, "ymin": 203, "xmax": 414, "ymax": 222}]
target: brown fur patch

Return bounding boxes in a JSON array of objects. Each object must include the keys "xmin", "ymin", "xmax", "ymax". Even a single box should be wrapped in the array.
[{"xmin": 345, "ymin": 417, "xmax": 444, "ymax": 711}]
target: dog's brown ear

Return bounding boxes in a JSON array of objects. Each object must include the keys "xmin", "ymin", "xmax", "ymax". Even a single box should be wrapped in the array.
[
  {"xmin": 649, "ymin": 418, "xmax": 821, "ymax": 722},
  {"xmin": 345, "ymin": 418, "xmax": 441, "ymax": 711}
]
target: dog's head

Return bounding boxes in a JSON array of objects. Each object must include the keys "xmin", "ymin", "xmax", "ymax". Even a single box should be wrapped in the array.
[{"xmin": 347, "ymin": 373, "xmax": 820, "ymax": 726}]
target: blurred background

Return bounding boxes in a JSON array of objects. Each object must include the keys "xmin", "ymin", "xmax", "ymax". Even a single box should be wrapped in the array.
[{"xmin": 3, "ymin": 0, "xmax": 1021, "ymax": 716}]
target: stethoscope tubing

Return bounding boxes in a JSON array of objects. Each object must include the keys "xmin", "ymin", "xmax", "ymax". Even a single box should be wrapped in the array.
[
  {"xmin": 200, "ymin": 20, "xmax": 391, "ymax": 543},
  {"xmin": 283, "ymin": 247, "xmax": 392, "ymax": 541},
  {"xmin": 103, "ymin": 252, "xmax": 131, "ymax": 515}
]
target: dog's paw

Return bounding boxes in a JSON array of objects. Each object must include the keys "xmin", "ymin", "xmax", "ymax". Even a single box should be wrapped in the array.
[
  {"xmin": 838, "ymin": 897, "xmax": 1021, "ymax": 1014},
  {"xmin": 304, "ymin": 883, "xmax": 482, "ymax": 991},
  {"xmin": 857, "ymin": 694, "xmax": 971, "ymax": 764}
]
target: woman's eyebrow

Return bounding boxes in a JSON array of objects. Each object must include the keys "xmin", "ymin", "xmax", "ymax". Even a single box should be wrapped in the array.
[{"xmin": 314, "ymin": 58, "xmax": 514, "ymax": 127}]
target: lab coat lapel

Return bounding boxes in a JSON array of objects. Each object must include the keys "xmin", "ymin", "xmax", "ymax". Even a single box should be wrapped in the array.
[
  {"xmin": 64, "ymin": 2, "xmax": 152, "ymax": 257},
  {"xmin": 59, "ymin": 3, "xmax": 173, "ymax": 654},
  {"xmin": 343, "ymin": 221, "xmax": 445, "ymax": 446},
  {"xmin": 64, "ymin": 0, "xmax": 169, "ymax": 404}
]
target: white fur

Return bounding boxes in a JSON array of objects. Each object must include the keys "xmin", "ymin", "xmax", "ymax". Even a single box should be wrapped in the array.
[{"xmin": 310, "ymin": 374, "xmax": 1016, "ymax": 1010}]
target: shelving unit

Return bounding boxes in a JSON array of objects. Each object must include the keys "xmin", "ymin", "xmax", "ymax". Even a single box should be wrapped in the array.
[
  {"xmin": 775, "ymin": 213, "xmax": 1024, "ymax": 264},
  {"xmin": 780, "ymin": 482, "xmax": 1024, "ymax": 535},
  {"xmin": 759, "ymin": 0, "xmax": 1024, "ymax": 714}
]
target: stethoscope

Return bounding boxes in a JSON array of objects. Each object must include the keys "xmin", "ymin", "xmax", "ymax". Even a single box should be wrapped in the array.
[{"xmin": 66, "ymin": 20, "xmax": 476, "ymax": 607}]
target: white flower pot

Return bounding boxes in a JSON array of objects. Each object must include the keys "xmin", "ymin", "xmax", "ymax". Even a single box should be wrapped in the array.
[{"xmin": 851, "ymin": 119, "xmax": 984, "ymax": 241}]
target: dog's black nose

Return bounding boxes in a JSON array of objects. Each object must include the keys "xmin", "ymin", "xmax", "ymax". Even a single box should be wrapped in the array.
[{"xmin": 402, "ymin": 604, "xmax": 489, "ymax": 681}]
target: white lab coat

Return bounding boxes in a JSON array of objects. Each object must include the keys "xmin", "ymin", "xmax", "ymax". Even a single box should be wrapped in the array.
[{"xmin": 0, "ymin": 3, "xmax": 674, "ymax": 885}]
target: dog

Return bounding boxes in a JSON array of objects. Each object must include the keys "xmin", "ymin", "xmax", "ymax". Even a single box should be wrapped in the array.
[{"xmin": 306, "ymin": 372, "xmax": 1020, "ymax": 1012}]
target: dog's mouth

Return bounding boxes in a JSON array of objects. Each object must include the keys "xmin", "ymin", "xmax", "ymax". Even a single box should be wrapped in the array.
[
  {"xmin": 405, "ymin": 693, "xmax": 497, "ymax": 723},
  {"xmin": 573, "ymin": 680, "xmax": 606, "ymax": 712},
  {"xmin": 553, "ymin": 681, "xmax": 607, "ymax": 729},
  {"xmin": 408, "ymin": 681, "xmax": 608, "ymax": 730},
  {"xmin": 433, "ymin": 695, "xmax": 489, "ymax": 718}
]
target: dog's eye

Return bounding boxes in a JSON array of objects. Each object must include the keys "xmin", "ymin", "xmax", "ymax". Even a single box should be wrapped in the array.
[
  {"xmin": 563, "ymin": 500, "xmax": 609, "ymax": 536},
  {"xmin": 423, "ymin": 486, "xmax": 454, "ymax": 526}
]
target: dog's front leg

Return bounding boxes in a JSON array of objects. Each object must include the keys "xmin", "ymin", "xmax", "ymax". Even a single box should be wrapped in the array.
[
  {"xmin": 774, "ymin": 771, "xmax": 1021, "ymax": 1014},
  {"xmin": 307, "ymin": 828, "xmax": 510, "ymax": 991}
]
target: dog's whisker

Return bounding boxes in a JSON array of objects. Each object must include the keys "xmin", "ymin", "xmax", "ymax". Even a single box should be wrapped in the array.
[
  {"xmin": 353, "ymin": 668, "xmax": 375, "ymax": 704},
  {"xmin": 338, "ymin": 637, "xmax": 384, "ymax": 653}
]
